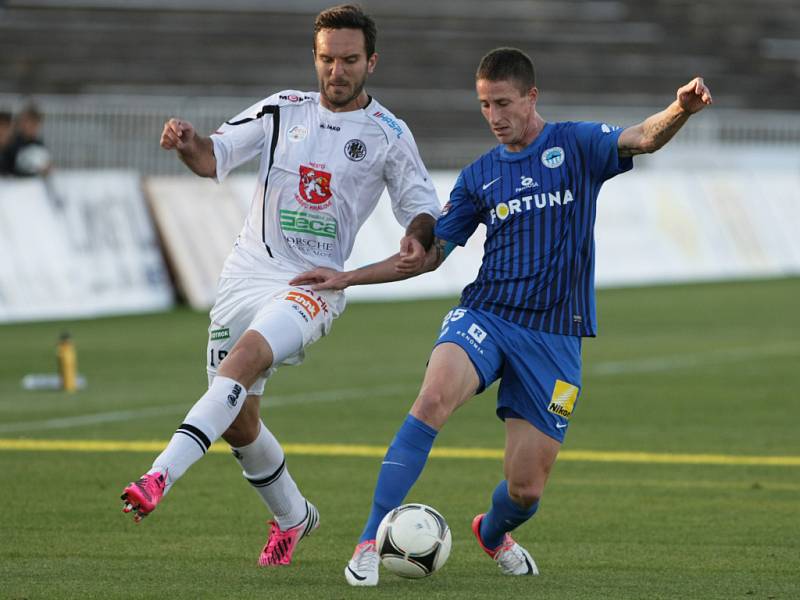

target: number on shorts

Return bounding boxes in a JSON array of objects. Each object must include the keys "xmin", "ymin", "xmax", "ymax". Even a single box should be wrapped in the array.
[
  {"xmin": 209, "ymin": 349, "xmax": 228, "ymax": 367},
  {"xmin": 441, "ymin": 308, "xmax": 467, "ymax": 330}
]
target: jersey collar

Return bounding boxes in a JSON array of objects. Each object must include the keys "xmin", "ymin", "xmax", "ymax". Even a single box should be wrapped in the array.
[{"xmin": 497, "ymin": 122, "xmax": 553, "ymax": 162}]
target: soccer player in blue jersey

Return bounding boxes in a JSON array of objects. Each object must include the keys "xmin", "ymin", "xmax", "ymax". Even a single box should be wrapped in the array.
[{"xmin": 292, "ymin": 47, "xmax": 712, "ymax": 585}]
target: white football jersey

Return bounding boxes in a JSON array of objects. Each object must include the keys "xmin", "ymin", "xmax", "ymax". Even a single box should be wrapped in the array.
[{"xmin": 211, "ymin": 90, "xmax": 440, "ymax": 278}]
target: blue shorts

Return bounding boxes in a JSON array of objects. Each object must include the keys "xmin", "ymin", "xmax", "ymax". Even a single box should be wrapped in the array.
[{"xmin": 434, "ymin": 307, "xmax": 582, "ymax": 443}]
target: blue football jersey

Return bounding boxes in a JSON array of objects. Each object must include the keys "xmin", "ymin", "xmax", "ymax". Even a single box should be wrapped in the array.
[{"xmin": 435, "ymin": 121, "xmax": 633, "ymax": 337}]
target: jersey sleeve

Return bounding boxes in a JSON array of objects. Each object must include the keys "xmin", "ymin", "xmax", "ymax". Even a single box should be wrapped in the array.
[
  {"xmin": 210, "ymin": 97, "xmax": 276, "ymax": 183},
  {"xmin": 382, "ymin": 126, "xmax": 441, "ymax": 228},
  {"xmin": 573, "ymin": 121, "xmax": 633, "ymax": 182},
  {"xmin": 434, "ymin": 171, "xmax": 481, "ymax": 246}
]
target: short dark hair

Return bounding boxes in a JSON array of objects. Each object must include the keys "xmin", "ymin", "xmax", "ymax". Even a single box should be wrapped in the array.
[
  {"xmin": 476, "ymin": 47, "xmax": 536, "ymax": 94},
  {"xmin": 19, "ymin": 102, "xmax": 43, "ymax": 122},
  {"xmin": 314, "ymin": 4, "xmax": 377, "ymax": 57},
  {"xmin": 0, "ymin": 110, "xmax": 12, "ymax": 125}
]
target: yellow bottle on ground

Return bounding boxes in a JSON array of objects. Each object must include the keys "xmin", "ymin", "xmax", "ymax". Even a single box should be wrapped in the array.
[{"xmin": 57, "ymin": 333, "xmax": 77, "ymax": 393}]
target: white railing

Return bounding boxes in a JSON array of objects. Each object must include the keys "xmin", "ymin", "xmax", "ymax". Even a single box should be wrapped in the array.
[{"xmin": 2, "ymin": 93, "xmax": 800, "ymax": 173}]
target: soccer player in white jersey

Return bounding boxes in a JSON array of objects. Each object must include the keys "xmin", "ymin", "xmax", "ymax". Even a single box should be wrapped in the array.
[
  {"xmin": 120, "ymin": 4, "xmax": 440, "ymax": 567},
  {"xmin": 294, "ymin": 49, "xmax": 712, "ymax": 585}
]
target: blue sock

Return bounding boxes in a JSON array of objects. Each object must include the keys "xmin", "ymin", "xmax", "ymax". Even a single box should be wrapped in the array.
[
  {"xmin": 359, "ymin": 414, "xmax": 438, "ymax": 542},
  {"xmin": 479, "ymin": 480, "xmax": 539, "ymax": 550}
]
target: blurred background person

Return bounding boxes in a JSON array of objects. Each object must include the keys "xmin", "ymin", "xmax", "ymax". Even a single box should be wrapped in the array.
[
  {"xmin": 6, "ymin": 103, "xmax": 52, "ymax": 177},
  {"xmin": 0, "ymin": 109, "xmax": 13, "ymax": 175}
]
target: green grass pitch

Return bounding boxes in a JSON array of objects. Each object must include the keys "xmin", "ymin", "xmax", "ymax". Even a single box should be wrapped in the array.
[{"xmin": 1, "ymin": 278, "xmax": 798, "ymax": 599}]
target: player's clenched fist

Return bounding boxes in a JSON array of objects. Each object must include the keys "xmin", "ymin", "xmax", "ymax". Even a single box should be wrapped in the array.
[
  {"xmin": 160, "ymin": 118, "xmax": 196, "ymax": 151},
  {"xmin": 676, "ymin": 77, "xmax": 712, "ymax": 115}
]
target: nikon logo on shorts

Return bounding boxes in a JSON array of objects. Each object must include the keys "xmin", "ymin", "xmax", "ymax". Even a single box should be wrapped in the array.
[
  {"xmin": 210, "ymin": 328, "xmax": 230, "ymax": 340},
  {"xmin": 280, "ymin": 209, "xmax": 337, "ymax": 239},
  {"xmin": 548, "ymin": 379, "xmax": 579, "ymax": 419}
]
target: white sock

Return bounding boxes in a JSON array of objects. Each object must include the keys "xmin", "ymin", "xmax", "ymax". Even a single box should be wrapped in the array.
[
  {"xmin": 150, "ymin": 376, "xmax": 247, "ymax": 493},
  {"xmin": 231, "ymin": 420, "xmax": 308, "ymax": 529}
]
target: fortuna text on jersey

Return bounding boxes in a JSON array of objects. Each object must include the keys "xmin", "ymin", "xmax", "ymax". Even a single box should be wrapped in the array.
[{"xmin": 489, "ymin": 189, "xmax": 575, "ymax": 224}]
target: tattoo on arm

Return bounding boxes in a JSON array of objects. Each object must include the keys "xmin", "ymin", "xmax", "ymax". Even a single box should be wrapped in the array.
[
  {"xmin": 432, "ymin": 238, "xmax": 456, "ymax": 268},
  {"xmin": 642, "ymin": 106, "xmax": 690, "ymax": 150},
  {"xmin": 620, "ymin": 103, "xmax": 690, "ymax": 157}
]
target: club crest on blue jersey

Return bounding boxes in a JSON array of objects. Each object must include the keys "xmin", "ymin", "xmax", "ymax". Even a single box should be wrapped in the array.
[{"xmin": 541, "ymin": 146, "xmax": 565, "ymax": 168}]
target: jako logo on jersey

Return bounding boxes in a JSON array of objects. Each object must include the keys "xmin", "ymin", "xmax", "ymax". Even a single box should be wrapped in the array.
[
  {"xmin": 227, "ymin": 384, "xmax": 243, "ymax": 408},
  {"xmin": 280, "ymin": 209, "xmax": 338, "ymax": 239},
  {"xmin": 548, "ymin": 379, "xmax": 579, "ymax": 419},
  {"xmin": 490, "ymin": 190, "xmax": 575, "ymax": 224},
  {"xmin": 288, "ymin": 125, "xmax": 308, "ymax": 142},
  {"xmin": 286, "ymin": 291, "xmax": 321, "ymax": 319},
  {"xmin": 372, "ymin": 111, "xmax": 403, "ymax": 138},
  {"xmin": 541, "ymin": 146, "xmax": 565, "ymax": 168},
  {"xmin": 297, "ymin": 165, "xmax": 333, "ymax": 210},
  {"xmin": 601, "ymin": 123, "xmax": 622, "ymax": 133}
]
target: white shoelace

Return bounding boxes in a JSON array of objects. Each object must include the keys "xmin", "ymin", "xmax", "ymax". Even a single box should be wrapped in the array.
[
  {"xmin": 496, "ymin": 543, "xmax": 528, "ymax": 573},
  {"xmin": 352, "ymin": 543, "xmax": 379, "ymax": 572}
]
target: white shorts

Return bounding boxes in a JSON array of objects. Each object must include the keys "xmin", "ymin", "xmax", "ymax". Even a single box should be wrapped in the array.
[{"xmin": 206, "ymin": 276, "xmax": 346, "ymax": 396}]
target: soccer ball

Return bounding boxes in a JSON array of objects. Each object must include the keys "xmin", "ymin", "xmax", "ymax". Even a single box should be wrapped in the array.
[
  {"xmin": 376, "ymin": 503, "xmax": 452, "ymax": 578},
  {"xmin": 14, "ymin": 144, "xmax": 52, "ymax": 175}
]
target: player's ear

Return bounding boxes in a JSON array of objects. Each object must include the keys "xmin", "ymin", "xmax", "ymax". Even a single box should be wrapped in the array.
[
  {"xmin": 528, "ymin": 86, "xmax": 538, "ymax": 104},
  {"xmin": 367, "ymin": 52, "xmax": 378, "ymax": 74}
]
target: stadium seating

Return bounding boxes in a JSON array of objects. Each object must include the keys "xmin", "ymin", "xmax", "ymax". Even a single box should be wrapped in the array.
[
  {"xmin": 1, "ymin": 0, "xmax": 799, "ymax": 169},
  {"xmin": 3, "ymin": 1, "xmax": 798, "ymax": 105}
]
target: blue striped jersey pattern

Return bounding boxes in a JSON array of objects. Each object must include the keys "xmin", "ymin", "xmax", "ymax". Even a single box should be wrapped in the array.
[{"xmin": 435, "ymin": 121, "xmax": 633, "ymax": 337}]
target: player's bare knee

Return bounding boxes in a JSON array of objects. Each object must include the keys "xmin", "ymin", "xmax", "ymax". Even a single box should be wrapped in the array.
[
  {"xmin": 218, "ymin": 345, "xmax": 271, "ymax": 388},
  {"xmin": 411, "ymin": 388, "xmax": 456, "ymax": 428},
  {"xmin": 507, "ymin": 481, "xmax": 542, "ymax": 509}
]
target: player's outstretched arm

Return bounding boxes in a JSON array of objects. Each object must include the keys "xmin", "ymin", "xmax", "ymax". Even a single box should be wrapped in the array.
[
  {"xmin": 396, "ymin": 213, "xmax": 436, "ymax": 275},
  {"xmin": 617, "ymin": 77, "xmax": 713, "ymax": 158},
  {"xmin": 289, "ymin": 237, "xmax": 455, "ymax": 291},
  {"xmin": 288, "ymin": 256, "xmax": 408, "ymax": 291},
  {"xmin": 160, "ymin": 118, "xmax": 216, "ymax": 177}
]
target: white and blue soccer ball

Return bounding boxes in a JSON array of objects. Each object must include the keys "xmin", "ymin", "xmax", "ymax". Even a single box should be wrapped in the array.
[{"xmin": 376, "ymin": 503, "xmax": 452, "ymax": 578}]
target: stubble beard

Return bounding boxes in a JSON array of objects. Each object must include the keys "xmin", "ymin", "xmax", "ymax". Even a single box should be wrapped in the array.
[{"xmin": 321, "ymin": 75, "xmax": 367, "ymax": 109}]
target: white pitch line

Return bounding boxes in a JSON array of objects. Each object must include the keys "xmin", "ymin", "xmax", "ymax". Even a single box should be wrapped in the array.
[
  {"xmin": 0, "ymin": 404, "xmax": 187, "ymax": 434},
  {"xmin": 3, "ymin": 341, "xmax": 797, "ymax": 433},
  {"xmin": 0, "ymin": 383, "xmax": 415, "ymax": 434}
]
